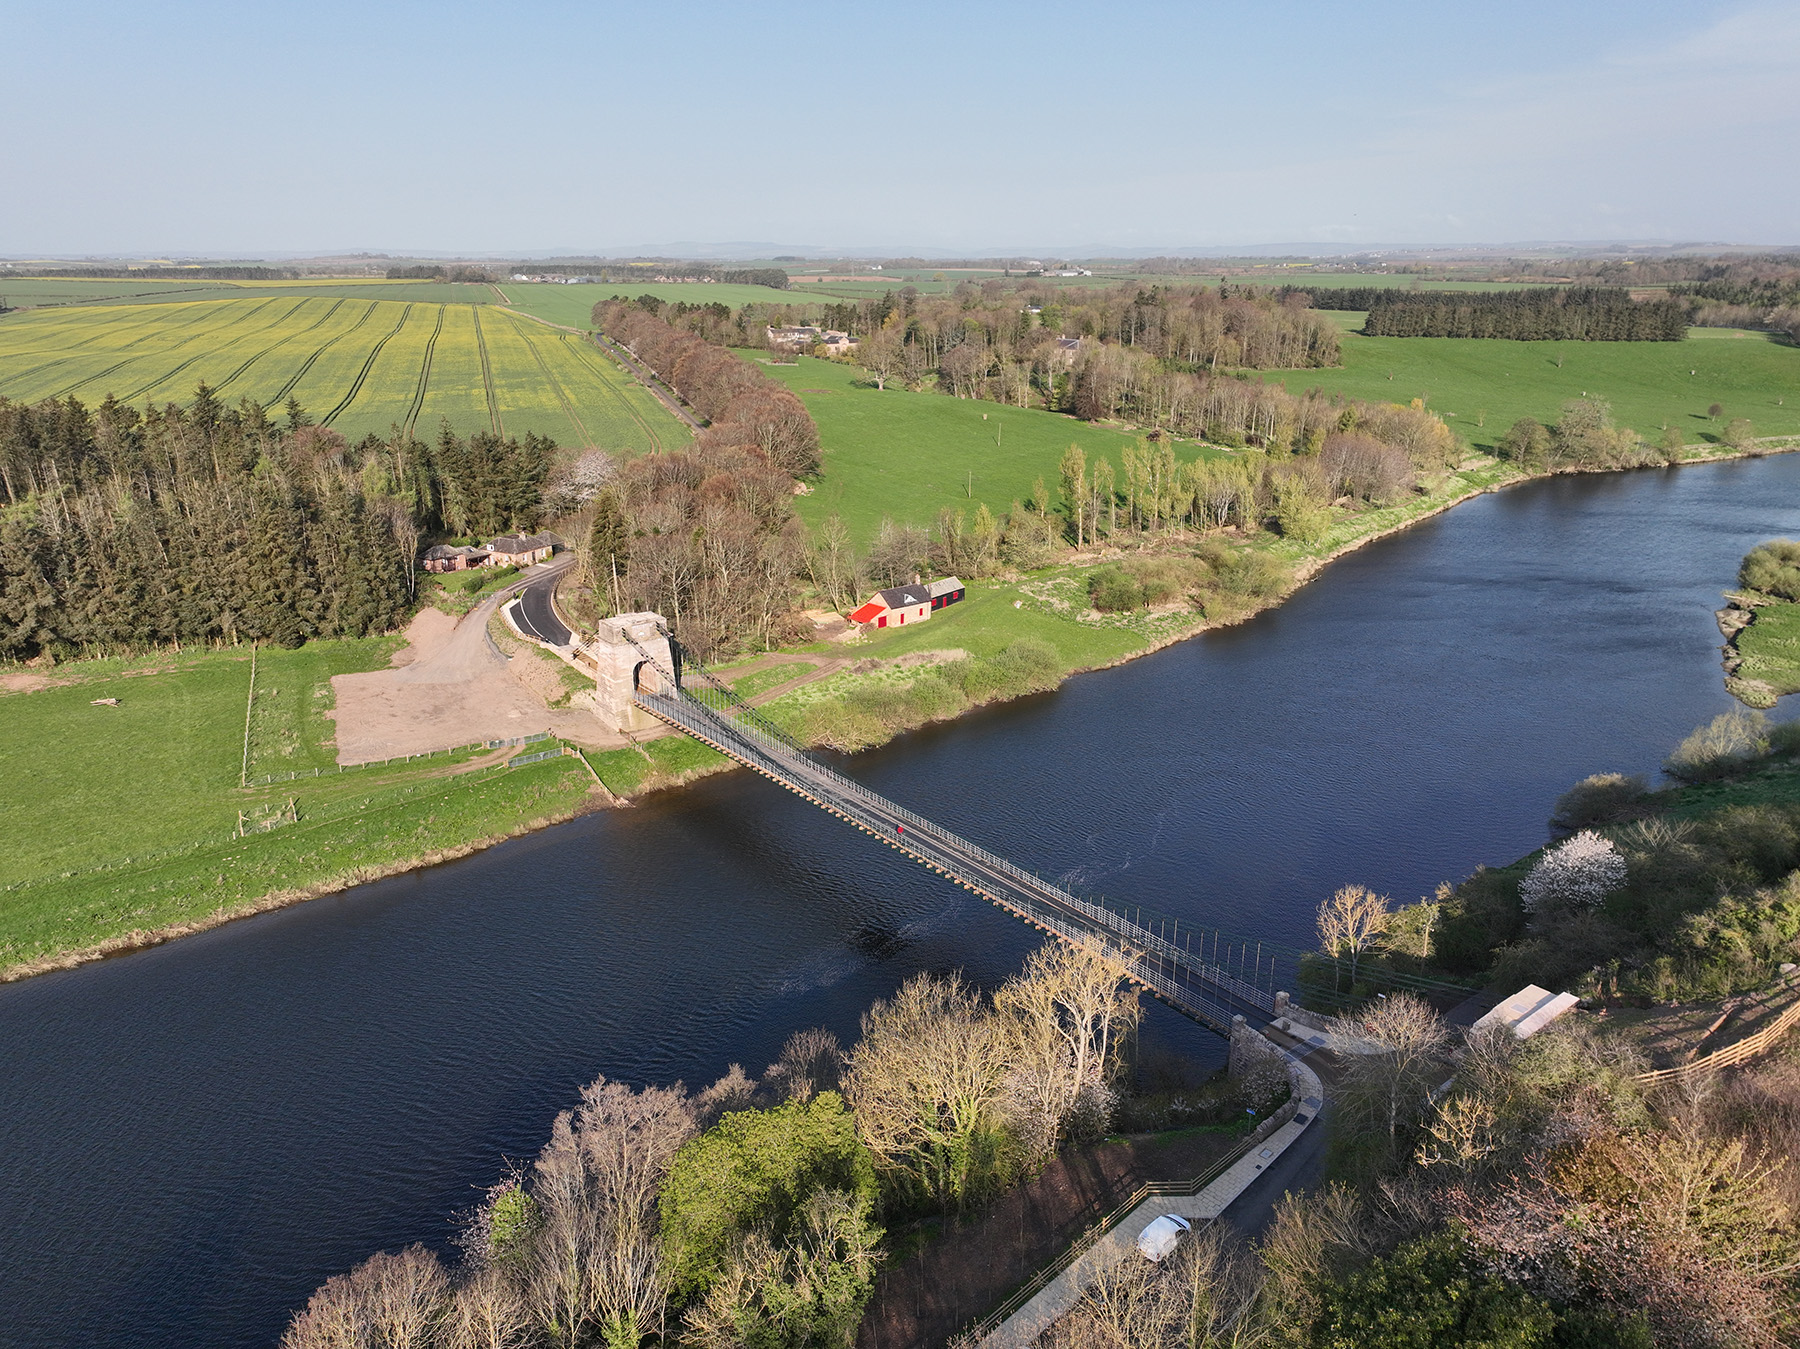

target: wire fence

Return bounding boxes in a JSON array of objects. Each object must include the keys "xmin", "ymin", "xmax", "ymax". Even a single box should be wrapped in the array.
[{"xmin": 245, "ymin": 733, "xmax": 554, "ymax": 787}]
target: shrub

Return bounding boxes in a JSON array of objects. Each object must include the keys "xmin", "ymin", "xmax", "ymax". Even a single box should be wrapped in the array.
[
  {"xmin": 1088, "ymin": 565, "xmax": 1143, "ymax": 612},
  {"xmin": 1308, "ymin": 1232, "xmax": 1557, "ymax": 1349},
  {"xmin": 1664, "ymin": 708, "xmax": 1770, "ymax": 780},
  {"xmin": 1550, "ymin": 773, "xmax": 1649, "ymax": 830},
  {"xmin": 659, "ymin": 1092, "xmax": 876, "ymax": 1299},
  {"xmin": 1739, "ymin": 539, "xmax": 1800, "ymax": 600},
  {"xmin": 1519, "ymin": 831, "xmax": 1626, "ymax": 914}
]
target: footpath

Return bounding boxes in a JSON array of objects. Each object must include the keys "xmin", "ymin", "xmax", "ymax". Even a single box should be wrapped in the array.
[{"xmin": 976, "ymin": 1024, "xmax": 1328, "ymax": 1349}]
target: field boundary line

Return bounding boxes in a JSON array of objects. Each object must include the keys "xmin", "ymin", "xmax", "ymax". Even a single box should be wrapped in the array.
[
  {"xmin": 566, "ymin": 334, "xmax": 666, "ymax": 451},
  {"xmin": 471, "ymin": 304, "xmax": 503, "ymax": 434},
  {"xmin": 507, "ymin": 310, "xmax": 596, "ymax": 447},
  {"xmin": 267, "ymin": 300, "xmax": 377, "ymax": 407},
  {"xmin": 322, "ymin": 303, "xmax": 413, "ymax": 427},
  {"xmin": 403, "ymin": 305, "xmax": 446, "ymax": 438},
  {"xmin": 239, "ymin": 644, "xmax": 258, "ymax": 789},
  {"xmin": 1634, "ymin": 985, "xmax": 1800, "ymax": 1084}
]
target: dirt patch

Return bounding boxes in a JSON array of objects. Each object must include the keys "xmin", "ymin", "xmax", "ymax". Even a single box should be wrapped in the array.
[
  {"xmin": 329, "ymin": 592, "xmax": 607, "ymax": 763},
  {"xmin": 387, "ymin": 608, "xmax": 458, "ymax": 667},
  {"xmin": 857, "ymin": 1128, "xmax": 1243, "ymax": 1349},
  {"xmin": 0, "ymin": 673, "xmax": 75, "ymax": 694}
]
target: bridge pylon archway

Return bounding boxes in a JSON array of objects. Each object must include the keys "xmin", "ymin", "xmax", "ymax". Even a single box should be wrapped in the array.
[{"xmin": 585, "ymin": 612, "xmax": 675, "ymax": 733}]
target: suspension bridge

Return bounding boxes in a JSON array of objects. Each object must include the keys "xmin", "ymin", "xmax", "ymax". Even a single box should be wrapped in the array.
[{"xmin": 578, "ymin": 612, "xmax": 1466, "ymax": 1036}]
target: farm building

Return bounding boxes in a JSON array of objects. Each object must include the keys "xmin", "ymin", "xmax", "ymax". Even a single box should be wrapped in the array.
[
  {"xmin": 487, "ymin": 534, "xmax": 557, "ymax": 567},
  {"xmin": 422, "ymin": 544, "xmax": 490, "ymax": 573},
  {"xmin": 848, "ymin": 576, "xmax": 965, "ymax": 631}
]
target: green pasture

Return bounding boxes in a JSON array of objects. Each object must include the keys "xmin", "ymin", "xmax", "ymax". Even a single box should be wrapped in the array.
[
  {"xmin": 1271, "ymin": 326, "xmax": 1800, "ymax": 452},
  {"xmin": 0, "ymin": 295, "xmax": 681, "ymax": 454},
  {"xmin": 495, "ymin": 281, "xmax": 800, "ymax": 329},
  {"xmin": 0, "ymin": 642, "xmax": 594, "ymax": 973},
  {"xmin": 744, "ymin": 352, "xmax": 1218, "ymax": 543},
  {"xmin": 1735, "ymin": 601, "xmax": 1800, "ymax": 701}
]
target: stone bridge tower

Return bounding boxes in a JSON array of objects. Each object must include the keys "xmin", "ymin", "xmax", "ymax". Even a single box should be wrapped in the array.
[{"xmin": 577, "ymin": 612, "xmax": 675, "ymax": 734}]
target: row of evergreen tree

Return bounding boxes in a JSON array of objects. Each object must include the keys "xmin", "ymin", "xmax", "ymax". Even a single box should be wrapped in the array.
[
  {"xmin": 1280, "ymin": 285, "xmax": 1689, "ymax": 340},
  {"xmin": 0, "ymin": 388, "xmax": 555, "ymax": 659}
]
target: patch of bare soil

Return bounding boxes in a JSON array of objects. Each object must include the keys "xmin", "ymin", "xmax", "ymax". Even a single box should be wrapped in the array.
[
  {"xmin": 329, "ymin": 594, "xmax": 597, "ymax": 763},
  {"xmin": 387, "ymin": 608, "xmax": 457, "ymax": 667},
  {"xmin": 857, "ymin": 1129, "xmax": 1242, "ymax": 1349},
  {"xmin": 0, "ymin": 673, "xmax": 75, "ymax": 694}
]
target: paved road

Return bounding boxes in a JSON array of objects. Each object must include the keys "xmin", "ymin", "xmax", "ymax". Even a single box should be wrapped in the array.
[{"xmin": 512, "ymin": 565, "xmax": 572, "ymax": 647}]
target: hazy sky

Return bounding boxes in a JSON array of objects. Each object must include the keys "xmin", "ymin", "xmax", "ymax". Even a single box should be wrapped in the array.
[{"xmin": 4, "ymin": 0, "xmax": 1798, "ymax": 255}]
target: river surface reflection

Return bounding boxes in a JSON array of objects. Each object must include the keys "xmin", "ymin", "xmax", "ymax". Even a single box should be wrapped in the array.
[{"xmin": 2, "ymin": 457, "xmax": 1797, "ymax": 1347}]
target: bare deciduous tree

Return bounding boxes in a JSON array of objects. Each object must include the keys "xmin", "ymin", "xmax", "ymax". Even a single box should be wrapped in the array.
[
  {"xmin": 281, "ymin": 1245, "xmax": 451, "ymax": 1349},
  {"xmin": 1316, "ymin": 885, "xmax": 1391, "ymax": 988},
  {"xmin": 995, "ymin": 938, "xmax": 1141, "ymax": 1161},
  {"xmin": 1334, "ymin": 994, "xmax": 1451, "ymax": 1145},
  {"xmin": 526, "ymin": 1076, "xmax": 694, "ymax": 1349}
]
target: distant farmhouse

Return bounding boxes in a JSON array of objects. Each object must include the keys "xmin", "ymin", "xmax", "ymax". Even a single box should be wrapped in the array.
[
  {"xmin": 422, "ymin": 533, "xmax": 556, "ymax": 573},
  {"xmin": 848, "ymin": 576, "xmax": 965, "ymax": 631},
  {"xmin": 766, "ymin": 324, "xmax": 858, "ymax": 357}
]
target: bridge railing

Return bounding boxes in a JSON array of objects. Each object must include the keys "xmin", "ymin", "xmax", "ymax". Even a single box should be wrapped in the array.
[
  {"xmin": 638, "ymin": 686, "xmax": 1256, "ymax": 1031},
  {"xmin": 626, "ymin": 629, "xmax": 1300, "ymax": 1020}
]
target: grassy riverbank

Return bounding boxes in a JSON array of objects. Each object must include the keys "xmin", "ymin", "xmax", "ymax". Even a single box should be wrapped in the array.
[
  {"xmin": 5, "ymin": 438, "xmax": 1793, "ymax": 981},
  {"xmin": 0, "ymin": 643, "xmax": 601, "ymax": 981}
]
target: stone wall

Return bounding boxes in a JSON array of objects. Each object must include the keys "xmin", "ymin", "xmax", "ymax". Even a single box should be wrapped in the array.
[{"xmin": 1228, "ymin": 1014, "xmax": 1290, "ymax": 1104}]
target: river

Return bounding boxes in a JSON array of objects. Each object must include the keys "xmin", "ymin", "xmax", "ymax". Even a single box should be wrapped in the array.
[{"xmin": 2, "ymin": 457, "xmax": 1796, "ymax": 1347}]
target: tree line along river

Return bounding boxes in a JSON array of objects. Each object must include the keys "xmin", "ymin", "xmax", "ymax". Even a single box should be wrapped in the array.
[{"xmin": 1, "ymin": 455, "xmax": 1796, "ymax": 1348}]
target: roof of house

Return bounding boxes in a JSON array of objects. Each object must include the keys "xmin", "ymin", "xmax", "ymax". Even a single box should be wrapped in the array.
[
  {"xmin": 877, "ymin": 583, "xmax": 932, "ymax": 608},
  {"xmin": 927, "ymin": 576, "xmax": 964, "ymax": 597},
  {"xmin": 489, "ymin": 534, "xmax": 553, "ymax": 554},
  {"xmin": 848, "ymin": 601, "xmax": 885, "ymax": 624},
  {"xmin": 424, "ymin": 544, "xmax": 484, "ymax": 559},
  {"xmin": 1054, "ymin": 336, "xmax": 1081, "ymax": 351}
]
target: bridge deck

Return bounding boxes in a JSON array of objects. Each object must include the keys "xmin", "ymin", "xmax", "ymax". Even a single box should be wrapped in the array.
[{"xmin": 635, "ymin": 686, "xmax": 1276, "ymax": 1034}]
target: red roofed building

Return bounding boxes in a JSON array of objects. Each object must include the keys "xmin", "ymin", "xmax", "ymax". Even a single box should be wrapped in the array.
[{"xmin": 848, "ymin": 577, "xmax": 965, "ymax": 631}]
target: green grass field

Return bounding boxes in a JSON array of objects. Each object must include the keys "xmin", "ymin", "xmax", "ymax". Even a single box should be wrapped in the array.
[
  {"xmin": 494, "ymin": 281, "xmax": 801, "ymax": 328},
  {"xmin": 0, "ymin": 295, "xmax": 682, "ymax": 451},
  {"xmin": 1734, "ymin": 601, "xmax": 1800, "ymax": 701},
  {"xmin": 0, "ymin": 643, "xmax": 595, "ymax": 974},
  {"xmin": 745, "ymin": 352, "xmax": 1219, "ymax": 542},
  {"xmin": 1272, "ymin": 324, "xmax": 1800, "ymax": 452}
]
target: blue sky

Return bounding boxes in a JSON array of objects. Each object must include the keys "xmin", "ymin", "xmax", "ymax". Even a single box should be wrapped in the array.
[{"xmin": 3, "ymin": 0, "xmax": 1798, "ymax": 255}]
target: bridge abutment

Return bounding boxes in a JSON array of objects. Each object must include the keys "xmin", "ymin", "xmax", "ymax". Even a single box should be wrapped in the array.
[{"xmin": 583, "ymin": 612, "xmax": 674, "ymax": 734}]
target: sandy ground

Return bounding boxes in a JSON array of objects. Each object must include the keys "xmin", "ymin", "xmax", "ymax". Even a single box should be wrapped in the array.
[
  {"xmin": 0, "ymin": 672, "xmax": 74, "ymax": 694},
  {"xmin": 329, "ymin": 588, "xmax": 605, "ymax": 763}
]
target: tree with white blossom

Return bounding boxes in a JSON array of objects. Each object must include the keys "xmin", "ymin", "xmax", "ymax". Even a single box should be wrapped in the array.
[{"xmin": 1519, "ymin": 830, "xmax": 1626, "ymax": 913}]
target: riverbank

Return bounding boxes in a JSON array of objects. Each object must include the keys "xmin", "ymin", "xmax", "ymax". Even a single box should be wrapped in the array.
[
  {"xmin": 618, "ymin": 437, "xmax": 1800, "ymax": 778},
  {"xmin": 4, "ymin": 439, "xmax": 1793, "ymax": 983},
  {"xmin": 0, "ymin": 631, "xmax": 608, "ymax": 983}
]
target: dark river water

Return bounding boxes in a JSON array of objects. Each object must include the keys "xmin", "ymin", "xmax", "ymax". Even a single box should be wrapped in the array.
[{"xmin": 3, "ymin": 458, "xmax": 1798, "ymax": 1347}]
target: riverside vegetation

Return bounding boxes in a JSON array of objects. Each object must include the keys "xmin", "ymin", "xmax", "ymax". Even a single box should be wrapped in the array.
[
  {"xmin": 1722, "ymin": 540, "xmax": 1800, "ymax": 708},
  {"xmin": 6, "ymin": 265, "xmax": 1799, "ymax": 976},
  {"xmin": 279, "ymin": 939, "xmax": 1259, "ymax": 1349}
]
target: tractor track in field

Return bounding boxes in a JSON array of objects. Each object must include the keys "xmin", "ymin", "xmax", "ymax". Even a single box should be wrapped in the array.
[
  {"xmin": 402, "ymin": 305, "xmax": 446, "ymax": 438},
  {"xmin": 115, "ymin": 298, "xmax": 286, "ymax": 402},
  {"xmin": 567, "ymin": 335, "xmax": 666, "ymax": 451},
  {"xmin": 513, "ymin": 316, "xmax": 595, "ymax": 447},
  {"xmin": 5, "ymin": 301, "xmax": 227, "ymax": 395},
  {"xmin": 322, "ymin": 303, "xmax": 414, "ymax": 428},
  {"xmin": 214, "ymin": 298, "xmax": 344, "ymax": 397},
  {"xmin": 471, "ymin": 305, "xmax": 503, "ymax": 434},
  {"xmin": 267, "ymin": 301, "xmax": 378, "ymax": 409}
]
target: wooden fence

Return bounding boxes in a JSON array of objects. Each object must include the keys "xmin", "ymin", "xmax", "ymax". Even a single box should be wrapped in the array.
[{"xmin": 1634, "ymin": 990, "xmax": 1800, "ymax": 1085}]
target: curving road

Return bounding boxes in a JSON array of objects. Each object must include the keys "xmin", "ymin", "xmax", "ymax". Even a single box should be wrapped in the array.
[{"xmin": 511, "ymin": 564, "xmax": 573, "ymax": 647}]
